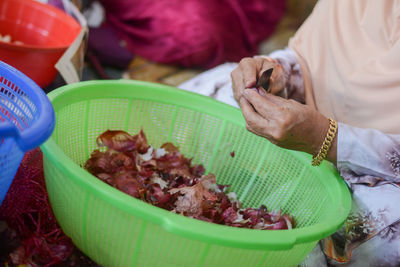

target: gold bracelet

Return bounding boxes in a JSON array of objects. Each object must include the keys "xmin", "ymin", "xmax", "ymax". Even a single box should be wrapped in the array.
[{"xmin": 312, "ymin": 118, "xmax": 338, "ymax": 166}]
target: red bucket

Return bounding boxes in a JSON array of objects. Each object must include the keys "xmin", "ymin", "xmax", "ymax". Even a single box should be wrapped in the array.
[{"xmin": 0, "ymin": 0, "xmax": 81, "ymax": 87}]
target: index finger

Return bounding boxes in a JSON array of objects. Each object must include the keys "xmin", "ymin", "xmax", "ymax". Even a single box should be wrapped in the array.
[
  {"xmin": 239, "ymin": 97, "xmax": 274, "ymax": 139},
  {"xmin": 238, "ymin": 57, "xmax": 263, "ymax": 88},
  {"xmin": 242, "ymin": 89, "xmax": 279, "ymax": 116}
]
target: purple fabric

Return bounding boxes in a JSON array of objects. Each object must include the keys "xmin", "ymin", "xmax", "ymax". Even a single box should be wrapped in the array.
[
  {"xmin": 88, "ymin": 24, "xmax": 134, "ymax": 69},
  {"xmin": 99, "ymin": 0, "xmax": 286, "ymax": 68},
  {"xmin": 47, "ymin": 0, "xmax": 64, "ymax": 10}
]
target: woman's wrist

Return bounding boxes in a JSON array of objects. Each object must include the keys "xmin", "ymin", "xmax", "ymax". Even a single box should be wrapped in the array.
[
  {"xmin": 302, "ymin": 110, "xmax": 338, "ymax": 166},
  {"xmin": 312, "ymin": 118, "xmax": 338, "ymax": 166},
  {"xmin": 326, "ymin": 132, "xmax": 338, "ymax": 165}
]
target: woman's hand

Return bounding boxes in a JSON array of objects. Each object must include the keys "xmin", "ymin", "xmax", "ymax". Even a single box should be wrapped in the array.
[
  {"xmin": 240, "ymin": 89, "xmax": 337, "ymax": 163},
  {"xmin": 231, "ymin": 56, "xmax": 286, "ymax": 103}
]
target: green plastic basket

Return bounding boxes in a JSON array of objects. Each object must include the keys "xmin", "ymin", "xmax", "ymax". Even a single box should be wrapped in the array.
[{"xmin": 40, "ymin": 80, "xmax": 351, "ymax": 267}]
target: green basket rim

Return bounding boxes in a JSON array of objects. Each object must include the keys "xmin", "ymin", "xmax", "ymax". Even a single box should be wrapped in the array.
[{"xmin": 41, "ymin": 79, "xmax": 352, "ymax": 250}]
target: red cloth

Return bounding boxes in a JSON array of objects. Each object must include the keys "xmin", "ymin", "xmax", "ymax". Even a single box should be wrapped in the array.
[{"xmin": 100, "ymin": 0, "xmax": 286, "ymax": 68}]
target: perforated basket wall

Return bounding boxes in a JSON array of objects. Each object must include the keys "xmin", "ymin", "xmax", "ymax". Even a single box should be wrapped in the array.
[
  {"xmin": 41, "ymin": 80, "xmax": 351, "ymax": 267},
  {"xmin": 0, "ymin": 61, "xmax": 54, "ymax": 205}
]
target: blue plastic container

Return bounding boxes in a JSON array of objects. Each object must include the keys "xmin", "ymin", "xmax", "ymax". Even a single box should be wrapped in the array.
[{"xmin": 0, "ymin": 60, "xmax": 55, "ymax": 205}]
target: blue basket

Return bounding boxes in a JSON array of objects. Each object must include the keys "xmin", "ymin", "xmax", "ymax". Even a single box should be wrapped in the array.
[{"xmin": 0, "ymin": 61, "xmax": 55, "ymax": 205}]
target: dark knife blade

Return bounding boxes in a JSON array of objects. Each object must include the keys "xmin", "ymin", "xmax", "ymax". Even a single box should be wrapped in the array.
[{"xmin": 256, "ymin": 68, "xmax": 273, "ymax": 93}]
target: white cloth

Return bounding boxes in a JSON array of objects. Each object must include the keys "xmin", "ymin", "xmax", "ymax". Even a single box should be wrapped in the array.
[{"xmin": 179, "ymin": 62, "xmax": 239, "ymax": 108}]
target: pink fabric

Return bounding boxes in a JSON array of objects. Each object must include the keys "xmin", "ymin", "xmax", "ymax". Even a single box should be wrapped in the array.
[{"xmin": 99, "ymin": 0, "xmax": 286, "ymax": 68}]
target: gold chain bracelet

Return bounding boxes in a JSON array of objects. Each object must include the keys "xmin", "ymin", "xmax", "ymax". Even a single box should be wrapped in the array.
[{"xmin": 312, "ymin": 118, "xmax": 338, "ymax": 166}]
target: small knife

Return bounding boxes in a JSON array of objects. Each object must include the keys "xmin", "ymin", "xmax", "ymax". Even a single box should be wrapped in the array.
[{"xmin": 255, "ymin": 68, "xmax": 273, "ymax": 93}]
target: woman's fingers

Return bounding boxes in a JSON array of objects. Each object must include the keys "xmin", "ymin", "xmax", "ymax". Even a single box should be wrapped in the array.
[
  {"xmin": 239, "ymin": 96, "xmax": 265, "ymax": 122},
  {"xmin": 239, "ymin": 96, "xmax": 275, "ymax": 140},
  {"xmin": 239, "ymin": 85, "xmax": 333, "ymax": 157},
  {"xmin": 232, "ymin": 57, "xmax": 267, "ymax": 101},
  {"xmin": 238, "ymin": 57, "xmax": 259, "ymax": 88},
  {"xmin": 231, "ymin": 68, "xmax": 244, "ymax": 102},
  {"xmin": 231, "ymin": 56, "xmax": 286, "ymax": 104},
  {"xmin": 241, "ymin": 89, "xmax": 308, "ymax": 144},
  {"xmin": 242, "ymin": 89, "xmax": 284, "ymax": 115}
]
